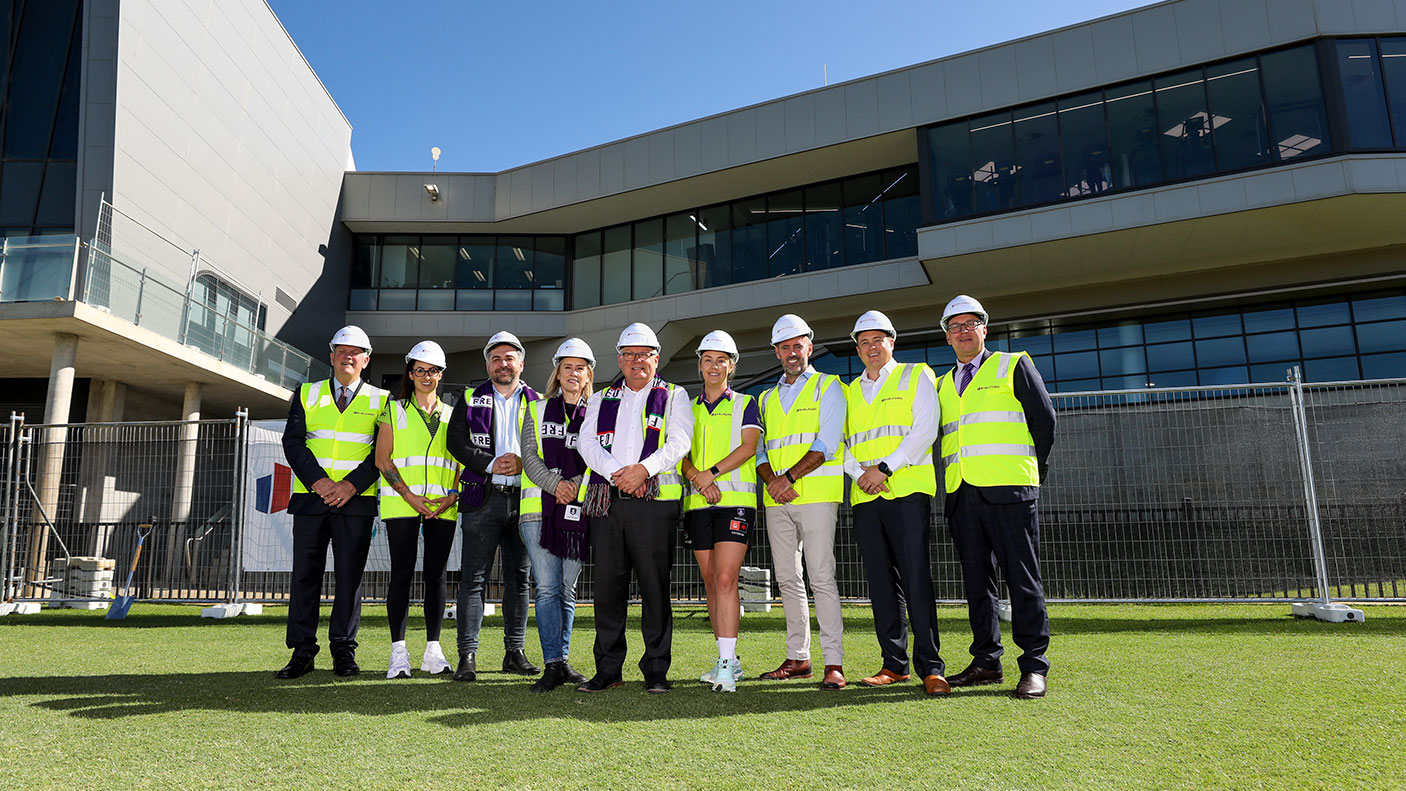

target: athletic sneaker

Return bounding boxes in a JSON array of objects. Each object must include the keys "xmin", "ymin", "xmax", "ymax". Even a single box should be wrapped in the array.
[
  {"xmin": 699, "ymin": 657, "xmax": 744, "ymax": 684},
  {"xmin": 421, "ymin": 640, "xmax": 451, "ymax": 675},
  {"xmin": 387, "ymin": 643, "xmax": 412, "ymax": 680},
  {"xmin": 711, "ymin": 657, "xmax": 737, "ymax": 693}
]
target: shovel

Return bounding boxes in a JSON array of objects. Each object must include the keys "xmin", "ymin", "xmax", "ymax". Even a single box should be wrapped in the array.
[{"xmin": 107, "ymin": 522, "xmax": 153, "ymax": 620}]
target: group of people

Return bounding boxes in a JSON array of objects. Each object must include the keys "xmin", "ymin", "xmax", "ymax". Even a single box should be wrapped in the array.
[{"xmin": 277, "ymin": 294, "xmax": 1057, "ymax": 700}]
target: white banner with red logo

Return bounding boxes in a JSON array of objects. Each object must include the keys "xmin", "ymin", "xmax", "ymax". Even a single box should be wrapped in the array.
[{"xmin": 242, "ymin": 420, "xmax": 461, "ymax": 573}]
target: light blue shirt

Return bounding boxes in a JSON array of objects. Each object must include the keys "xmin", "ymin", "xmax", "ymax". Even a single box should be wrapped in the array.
[
  {"xmin": 755, "ymin": 366, "xmax": 846, "ymax": 467},
  {"xmin": 491, "ymin": 384, "xmax": 523, "ymax": 486}
]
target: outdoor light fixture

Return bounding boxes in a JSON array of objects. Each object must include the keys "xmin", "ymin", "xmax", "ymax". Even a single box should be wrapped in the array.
[{"xmin": 424, "ymin": 183, "xmax": 440, "ymax": 201}]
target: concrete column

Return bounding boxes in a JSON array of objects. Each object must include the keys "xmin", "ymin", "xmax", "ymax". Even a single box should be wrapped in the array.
[
  {"xmin": 25, "ymin": 333, "xmax": 78, "ymax": 596},
  {"xmin": 165, "ymin": 382, "xmax": 202, "ymax": 586},
  {"xmin": 79, "ymin": 379, "xmax": 127, "ymax": 555}
]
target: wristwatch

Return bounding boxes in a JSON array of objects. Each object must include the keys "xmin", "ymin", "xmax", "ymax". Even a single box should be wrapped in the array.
[
  {"xmin": 784, "ymin": 471, "xmax": 797, "ymax": 484},
  {"xmin": 709, "ymin": 465, "xmax": 721, "ymax": 476},
  {"xmin": 876, "ymin": 462, "xmax": 893, "ymax": 478}
]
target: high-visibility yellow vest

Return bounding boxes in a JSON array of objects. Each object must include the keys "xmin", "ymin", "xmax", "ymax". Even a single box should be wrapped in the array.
[
  {"xmin": 759, "ymin": 373, "xmax": 844, "ymax": 506},
  {"xmin": 596, "ymin": 382, "xmax": 686, "ymax": 501},
  {"xmin": 845, "ymin": 363, "xmax": 938, "ymax": 506},
  {"xmin": 521, "ymin": 397, "xmax": 589, "ymax": 517},
  {"xmin": 292, "ymin": 379, "xmax": 386, "ymax": 495},
  {"xmin": 378, "ymin": 398, "xmax": 459, "ymax": 520},
  {"xmin": 683, "ymin": 392, "xmax": 759, "ymax": 512},
  {"xmin": 937, "ymin": 351, "xmax": 1039, "ymax": 493}
]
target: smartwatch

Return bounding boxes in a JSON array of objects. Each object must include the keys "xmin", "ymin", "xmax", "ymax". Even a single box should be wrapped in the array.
[
  {"xmin": 784, "ymin": 471, "xmax": 797, "ymax": 484},
  {"xmin": 709, "ymin": 465, "xmax": 721, "ymax": 476},
  {"xmin": 876, "ymin": 461, "xmax": 893, "ymax": 478}
]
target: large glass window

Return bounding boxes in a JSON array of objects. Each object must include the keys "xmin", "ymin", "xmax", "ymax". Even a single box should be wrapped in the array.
[
  {"xmin": 632, "ymin": 218, "xmax": 664, "ymax": 299},
  {"xmin": 531, "ymin": 236, "xmax": 566, "ymax": 291},
  {"xmin": 494, "ymin": 237, "xmax": 533, "ymax": 290},
  {"xmin": 1205, "ymin": 58, "xmax": 1269, "ymax": 170},
  {"xmin": 766, "ymin": 189, "xmax": 805, "ymax": 277},
  {"xmin": 730, "ymin": 198, "xmax": 768, "ymax": 283},
  {"xmin": 378, "ymin": 236, "xmax": 419, "ymax": 289},
  {"xmin": 663, "ymin": 213, "xmax": 697, "ymax": 294},
  {"xmin": 804, "ymin": 182, "xmax": 843, "ymax": 270},
  {"xmin": 0, "ymin": 161, "xmax": 43, "ymax": 226},
  {"xmin": 1156, "ymin": 69, "xmax": 1216, "ymax": 180},
  {"xmin": 925, "ymin": 121, "xmax": 973, "ymax": 221},
  {"xmin": 842, "ymin": 172, "xmax": 885, "ymax": 266},
  {"xmin": 1106, "ymin": 80, "xmax": 1162, "ymax": 188},
  {"xmin": 1261, "ymin": 45, "xmax": 1330, "ymax": 160},
  {"xmin": 970, "ymin": 111, "xmax": 1018, "ymax": 213},
  {"xmin": 459, "ymin": 237, "xmax": 494, "ymax": 290},
  {"xmin": 1058, "ymin": 92, "xmax": 1111, "ymax": 197},
  {"xmin": 1335, "ymin": 38, "xmax": 1393, "ymax": 149},
  {"xmin": 1014, "ymin": 102, "xmax": 1062, "ymax": 206},
  {"xmin": 695, "ymin": 204, "xmax": 732, "ymax": 289},
  {"xmin": 418, "ymin": 239, "xmax": 456, "ymax": 290},
  {"xmin": 3, "ymin": 1, "xmax": 77, "ymax": 159},
  {"xmin": 570, "ymin": 231, "xmax": 601, "ymax": 309},
  {"xmin": 881, "ymin": 167, "xmax": 921, "ymax": 259},
  {"xmin": 1378, "ymin": 38, "xmax": 1406, "ymax": 146},
  {"xmin": 601, "ymin": 225, "xmax": 631, "ymax": 305}
]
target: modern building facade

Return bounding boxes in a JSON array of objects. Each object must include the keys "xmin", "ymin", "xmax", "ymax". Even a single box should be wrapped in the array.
[{"xmin": 3, "ymin": 0, "xmax": 1406, "ymax": 425}]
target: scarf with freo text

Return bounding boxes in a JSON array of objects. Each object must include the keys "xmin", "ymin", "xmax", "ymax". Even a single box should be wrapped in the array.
[
  {"xmin": 460, "ymin": 380, "xmax": 539, "ymax": 508},
  {"xmin": 584, "ymin": 376, "xmax": 670, "ymax": 517},
  {"xmin": 538, "ymin": 395, "xmax": 589, "ymax": 560}
]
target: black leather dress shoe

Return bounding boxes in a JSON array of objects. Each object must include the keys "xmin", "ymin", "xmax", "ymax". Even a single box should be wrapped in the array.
[
  {"xmin": 332, "ymin": 653, "xmax": 360, "ymax": 677},
  {"xmin": 531, "ymin": 662, "xmax": 565, "ymax": 693},
  {"xmin": 502, "ymin": 648, "xmax": 540, "ymax": 675},
  {"xmin": 644, "ymin": 674, "xmax": 672, "ymax": 694},
  {"xmin": 1014, "ymin": 672, "xmax": 1047, "ymax": 699},
  {"xmin": 453, "ymin": 652, "xmax": 477, "ymax": 682},
  {"xmin": 577, "ymin": 673, "xmax": 623, "ymax": 693},
  {"xmin": 275, "ymin": 654, "xmax": 315, "ymax": 679},
  {"xmin": 948, "ymin": 663, "xmax": 1005, "ymax": 688},
  {"xmin": 560, "ymin": 661, "xmax": 587, "ymax": 686}
]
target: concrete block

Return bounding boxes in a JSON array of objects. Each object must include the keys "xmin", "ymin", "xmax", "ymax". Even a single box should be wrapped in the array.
[
  {"xmin": 202, "ymin": 603, "xmax": 244, "ymax": 618},
  {"xmin": 14, "ymin": 602, "xmax": 41, "ymax": 615},
  {"xmin": 0, "ymin": 602, "xmax": 14, "ymax": 616}
]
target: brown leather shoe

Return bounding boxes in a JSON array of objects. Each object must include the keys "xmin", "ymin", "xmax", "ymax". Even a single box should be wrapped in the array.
[
  {"xmin": 820, "ymin": 665, "xmax": 846, "ymax": 690},
  {"xmin": 948, "ymin": 663, "xmax": 1004, "ymax": 688},
  {"xmin": 1014, "ymin": 672, "xmax": 1047, "ymax": 699},
  {"xmin": 760, "ymin": 658, "xmax": 813, "ymax": 680},
  {"xmin": 858, "ymin": 668, "xmax": 910, "ymax": 687},
  {"xmin": 923, "ymin": 674, "xmax": 951, "ymax": 696}
]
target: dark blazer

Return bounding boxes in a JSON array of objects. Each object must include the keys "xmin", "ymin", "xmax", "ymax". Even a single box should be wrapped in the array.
[
  {"xmin": 282, "ymin": 381, "xmax": 381, "ymax": 516},
  {"xmin": 941, "ymin": 348, "xmax": 1057, "ymax": 517},
  {"xmin": 446, "ymin": 387, "xmax": 497, "ymax": 478}
]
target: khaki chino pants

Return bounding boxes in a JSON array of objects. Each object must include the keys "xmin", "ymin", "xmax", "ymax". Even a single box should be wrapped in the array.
[{"xmin": 765, "ymin": 501, "xmax": 843, "ymax": 664}]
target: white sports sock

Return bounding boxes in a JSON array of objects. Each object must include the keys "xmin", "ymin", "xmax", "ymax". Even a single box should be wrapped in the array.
[
  {"xmin": 392, "ymin": 640, "xmax": 407, "ymax": 651},
  {"xmin": 718, "ymin": 637, "xmax": 737, "ymax": 660}
]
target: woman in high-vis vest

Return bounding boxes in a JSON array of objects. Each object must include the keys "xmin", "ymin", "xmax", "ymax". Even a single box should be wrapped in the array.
[
  {"xmin": 681, "ymin": 330, "xmax": 761, "ymax": 693},
  {"xmin": 518, "ymin": 338, "xmax": 595, "ymax": 693},
  {"xmin": 374, "ymin": 341, "xmax": 460, "ymax": 680}
]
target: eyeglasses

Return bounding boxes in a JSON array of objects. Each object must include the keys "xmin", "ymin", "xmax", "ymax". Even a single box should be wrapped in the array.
[
  {"xmin": 618, "ymin": 351, "xmax": 658, "ymax": 362},
  {"xmin": 946, "ymin": 320, "xmax": 985, "ymax": 334},
  {"xmin": 410, "ymin": 367, "xmax": 442, "ymax": 377}
]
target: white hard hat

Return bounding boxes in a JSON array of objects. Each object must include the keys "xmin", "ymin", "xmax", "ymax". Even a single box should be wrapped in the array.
[
  {"xmin": 329, "ymin": 325, "xmax": 372, "ymax": 353},
  {"xmin": 940, "ymin": 295, "xmax": 989, "ymax": 330},
  {"xmin": 552, "ymin": 337, "xmax": 595, "ymax": 367},
  {"xmin": 405, "ymin": 340, "xmax": 447, "ymax": 370},
  {"xmin": 616, "ymin": 322, "xmax": 660, "ymax": 351},
  {"xmin": 696, "ymin": 330, "xmax": 740, "ymax": 363},
  {"xmin": 850, "ymin": 310, "xmax": 897, "ymax": 343},
  {"xmin": 770, "ymin": 314, "xmax": 814, "ymax": 345},
  {"xmin": 483, "ymin": 330, "xmax": 524, "ymax": 360}
]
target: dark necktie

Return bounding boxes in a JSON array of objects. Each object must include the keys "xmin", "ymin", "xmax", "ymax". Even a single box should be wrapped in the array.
[
  {"xmin": 958, "ymin": 363, "xmax": 975, "ymax": 396},
  {"xmin": 337, "ymin": 386, "xmax": 349, "ymax": 411}
]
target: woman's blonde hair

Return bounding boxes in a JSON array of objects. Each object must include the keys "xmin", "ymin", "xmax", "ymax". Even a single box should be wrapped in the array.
[{"xmin": 546, "ymin": 357, "xmax": 595, "ymax": 400}]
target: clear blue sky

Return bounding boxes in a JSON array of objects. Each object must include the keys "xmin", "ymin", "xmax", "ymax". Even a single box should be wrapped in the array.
[{"xmin": 268, "ymin": 0, "xmax": 1157, "ymax": 173}]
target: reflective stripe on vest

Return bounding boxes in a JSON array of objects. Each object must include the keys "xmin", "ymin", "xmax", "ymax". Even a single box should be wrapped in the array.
[
  {"xmin": 378, "ymin": 399, "xmax": 459, "ymax": 520},
  {"xmin": 760, "ymin": 372, "xmax": 844, "ymax": 506},
  {"xmin": 937, "ymin": 351, "xmax": 1039, "ymax": 493},
  {"xmin": 520, "ymin": 398, "xmax": 590, "ymax": 517},
  {"xmin": 683, "ymin": 392, "xmax": 759, "ymax": 512},
  {"xmin": 845, "ymin": 362, "xmax": 937, "ymax": 506},
  {"xmin": 293, "ymin": 380, "xmax": 386, "ymax": 495}
]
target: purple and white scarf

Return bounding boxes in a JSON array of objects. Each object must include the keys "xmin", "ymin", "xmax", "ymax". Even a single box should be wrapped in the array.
[
  {"xmin": 538, "ymin": 395, "xmax": 589, "ymax": 560},
  {"xmin": 460, "ymin": 380, "xmax": 539, "ymax": 508},
  {"xmin": 584, "ymin": 375, "xmax": 671, "ymax": 517}
]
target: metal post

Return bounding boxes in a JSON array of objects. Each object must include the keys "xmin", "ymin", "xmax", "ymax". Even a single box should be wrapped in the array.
[
  {"xmin": 0, "ymin": 413, "xmax": 21, "ymax": 603},
  {"xmin": 134, "ymin": 268, "xmax": 146, "ymax": 326},
  {"xmin": 1287, "ymin": 366, "xmax": 1364, "ymax": 623},
  {"xmin": 230, "ymin": 409, "xmax": 248, "ymax": 604}
]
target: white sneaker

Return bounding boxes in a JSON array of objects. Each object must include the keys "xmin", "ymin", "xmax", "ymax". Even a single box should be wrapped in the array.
[
  {"xmin": 421, "ymin": 640, "xmax": 451, "ymax": 675},
  {"xmin": 711, "ymin": 657, "xmax": 737, "ymax": 693},
  {"xmin": 387, "ymin": 643, "xmax": 412, "ymax": 680},
  {"xmin": 699, "ymin": 656, "xmax": 743, "ymax": 684}
]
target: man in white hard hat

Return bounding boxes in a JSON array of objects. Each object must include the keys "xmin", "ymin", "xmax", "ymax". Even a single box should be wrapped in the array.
[
  {"xmin": 575, "ymin": 322, "xmax": 693, "ymax": 693},
  {"xmin": 936, "ymin": 295, "xmax": 1056, "ymax": 700},
  {"xmin": 277, "ymin": 325, "xmax": 388, "ymax": 679},
  {"xmin": 843, "ymin": 310, "xmax": 950, "ymax": 696},
  {"xmin": 446, "ymin": 330, "xmax": 541, "ymax": 681},
  {"xmin": 754, "ymin": 314, "xmax": 849, "ymax": 689}
]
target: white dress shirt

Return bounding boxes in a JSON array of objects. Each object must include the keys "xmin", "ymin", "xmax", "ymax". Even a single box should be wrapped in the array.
[
  {"xmin": 579, "ymin": 380, "xmax": 694, "ymax": 479},
  {"xmin": 490, "ymin": 383, "xmax": 524, "ymax": 486},
  {"xmin": 843, "ymin": 358, "xmax": 939, "ymax": 478},
  {"xmin": 754, "ymin": 366, "xmax": 846, "ymax": 466}
]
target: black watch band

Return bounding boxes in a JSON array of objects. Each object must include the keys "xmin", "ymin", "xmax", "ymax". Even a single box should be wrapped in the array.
[
  {"xmin": 784, "ymin": 471, "xmax": 796, "ymax": 484},
  {"xmin": 709, "ymin": 465, "xmax": 721, "ymax": 476},
  {"xmin": 876, "ymin": 461, "xmax": 893, "ymax": 478}
]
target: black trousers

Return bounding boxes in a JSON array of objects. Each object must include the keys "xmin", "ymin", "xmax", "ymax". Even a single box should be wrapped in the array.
[
  {"xmin": 286, "ymin": 511, "xmax": 374, "ymax": 657},
  {"xmin": 590, "ymin": 498, "xmax": 680, "ymax": 679},
  {"xmin": 853, "ymin": 493, "xmax": 944, "ymax": 677},
  {"xmin": 384, "ymin": 517, "xmax": 456, "ymax": 643},
  {"xmin": 949, "ymin": 484, "xmax": 1051, "ymax": 676}
]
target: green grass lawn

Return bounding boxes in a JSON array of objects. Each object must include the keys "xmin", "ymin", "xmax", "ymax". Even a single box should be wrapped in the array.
[{"xmin": 2, "ymin": 603, "xmax": 1402, "ymax": 790}]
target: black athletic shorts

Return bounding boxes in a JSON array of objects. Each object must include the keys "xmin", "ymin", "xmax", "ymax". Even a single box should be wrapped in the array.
[{"xmin": 685, "ymin": 506, "xmax": 754, "ymax": 550}]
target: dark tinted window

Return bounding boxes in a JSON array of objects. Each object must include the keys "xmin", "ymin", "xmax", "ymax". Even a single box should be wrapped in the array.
[
  {"xmin": 570, "ymin": 232, "xmax": 601, "ymax": 308},
  {"xmin": 1205, "ymin": 58, "xmax": 1269, "ymax": 170},
  {"xmin": 766, "ymin": 189, "xmax": 805, "ymax": 277},
  {"xmin": 631, "ymin": 219, "xmax": 663, "ymax": 298},
  {"xmin": 804, "ymin": 182, "xmax": 843, "ymax": 271},
  {"xmin": 1058, "ymin": 92, "xmax": 1111, "ymax": 197},
  {"xmin": 1335, "ymin": 39, "xmax": 1393, "ymax": 148},
  {"xmin": 1014, "ymin": 102, "xmax": 1062, "ymax": 205},
  {"xmin": 969, "ymin": 111, "xmax": 1018, "ymax": 212},
  {"xmin": 1382, "ymin": 38, "xmax": 1406, "ymax": 146},
  {"xmin": 1261, "ymin": 45, "xmax": 1330, "ymax": 160},
  {"xmin": 1156, "ymin": 69, "xmax": 1216, "ymax": 179},
  {"xmin": 459, "ymin": 237, "xmax": 495, "ymax": 290},
  {"xmin": 730, "ymin": 198, "xmax": 767, "ymax": 283},
  {"xmin": 601, "ymin": 225, "xmax": 631, "ymax": 305},
  {"xmin": 663, "ymin": 213, "xmax": 697, "ymax": 295},
  {"xmin": 3, "ymin": 0, "xmax": 77, "ymax": 158},
  {"xmin": 695, "ymin": 204, "xmax": 732, "ymax": 288},
  {"xmin": 378, "ymin": 236, "xmax": 418, "ymax": 289},
  {"xmin": 1106, "ymin": 81, "xmax": 1162, "ymax": 188},
  {"xmin": 881, "ymin": 167, "xmax": 920, "ymax": 259},
  {"xmin": 842, "ymin": 172, "xmax": 885, "ymax": 266},
  {"xmin": 926, "ymin": 122, "xmax": 973, "ymax": 220}
]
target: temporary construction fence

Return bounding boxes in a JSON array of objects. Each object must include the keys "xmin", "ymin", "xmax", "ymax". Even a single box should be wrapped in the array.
[{"xmin": 2, "ymin": 371, "xmax": 1404, "ymax": 614}]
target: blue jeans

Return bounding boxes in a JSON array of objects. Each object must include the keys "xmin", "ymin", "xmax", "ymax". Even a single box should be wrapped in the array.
[
  {"xmin": 519, "ymin": 520, "xmax": 583, "ymax": 663},
  {"xmin": 456, "ymin": 489, "xmax": 530, "ymax": 656}
]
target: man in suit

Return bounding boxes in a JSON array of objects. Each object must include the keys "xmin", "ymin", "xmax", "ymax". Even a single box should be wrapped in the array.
[
  {"xmin": 446, "ymin": 331, "xmax": 541, "ymax": 681},
  {"xmin": 278, "ymin": 325, "xmax": 387, "ymax": 679},
  {"xmin": 936, "ymin": 295, "xmax": 1057, "ymax": 699}
]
